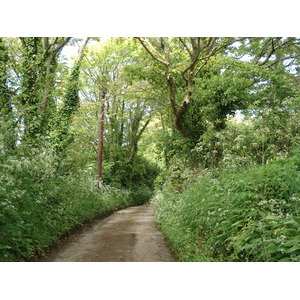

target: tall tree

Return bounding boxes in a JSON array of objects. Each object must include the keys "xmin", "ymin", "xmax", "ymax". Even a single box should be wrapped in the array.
[
  {"xmin": 0, "ymin": 38, "xmax": 16, "ymax": 152},
  {"xmin": 97, "ymin": 90, "xmax": 105, "ymax": 188},
  {"xmin": 136, "ymin": 37, "xmax": 240, "ymax": 137},
  {"xmin": 51, "ymin": 37, "xmax": 90, "ymax": 155},
  {"xmin": 19, "ymin": 37, "xmax": 71, "ymax": 143},
  {"xmin": 136, "ymin": 37, "xmax": 300, "ymax": 147},
  {"xmin": 78, "ymin": 38, "xmax": 155, "ymax": 165}
]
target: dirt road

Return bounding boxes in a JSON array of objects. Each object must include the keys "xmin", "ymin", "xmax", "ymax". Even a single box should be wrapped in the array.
[{"xmin": 42, "ymin": 205, "xmax": 175, "ymax": 262}]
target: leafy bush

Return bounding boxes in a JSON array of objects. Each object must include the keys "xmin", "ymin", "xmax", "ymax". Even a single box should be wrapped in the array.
[
  {"xmin": 129, "ymin": 185, "xmax": 153, "ymax": 205},
  {"xmin": 0, "ymin": 148, "xmax": 142, "ymax": 262},
  {"xmin": 191, "ymin": 96, "xmax": 300, "ymax": 169},
  {"xmin": 152, "ymin": 151, "xmax": 300, "ymax": 261},
  {"xmin": 103, "ymin": 154, "xmax": 160, "ymax": 193}
]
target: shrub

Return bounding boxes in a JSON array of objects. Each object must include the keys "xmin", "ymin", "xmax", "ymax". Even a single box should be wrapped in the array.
[
  {"xmin": 152, "ymin": 151, "xmax": 300, "ymax": 261},
  {"xmin": 0, "ymin": 148, "xmax": 136, "ymax": 261},
  {"xmin": 103, "ymin": 154, "xmax": 160, "ymax": 190},
  {"xmin": 191, "ymin": 96, "xmax": 300, "ymax": 170}
]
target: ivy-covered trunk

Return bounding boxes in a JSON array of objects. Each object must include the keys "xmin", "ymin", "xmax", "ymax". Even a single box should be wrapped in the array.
[
  {"xmin": 19, "ymin": 37, "xmax": 43, "ymax": 142},
  {"xmin": 51, "ymin": 37, "xmax": 89, "ymax": 156},
  {"xmin": 0, "ymin": 38, "xmax": 17, "ymax": 153},
  {"xmin": 19, "ymin": 37, "xmax": 71, "ymax": 145}
]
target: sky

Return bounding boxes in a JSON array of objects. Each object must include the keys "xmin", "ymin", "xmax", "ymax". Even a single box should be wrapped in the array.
[
  {"xmin": 1, "ymin": 0, "xmax": 299, "ymax": 37},
  {"xmin": 61, "ymin": 39, "xmax": 99, "ymax": 66}
]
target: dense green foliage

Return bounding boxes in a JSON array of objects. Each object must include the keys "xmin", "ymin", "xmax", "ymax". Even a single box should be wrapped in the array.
[
  {"xmin": 1, "ymin": 37, "xmax": 299, "ymax": 261},
  {"xmin": 0, "ymin": 37, "xmax": 159, "ymax": 261},
  {"xmin": 152, "ymin": 94, "xmax": 300, "ymax": 261},
  {"xmin": 0, "ymin": 148, "xmax": 141, "ymax": 261},
  {"xmin": 153, "ymin": 152, "xmax": 300, "ymax": 262}
]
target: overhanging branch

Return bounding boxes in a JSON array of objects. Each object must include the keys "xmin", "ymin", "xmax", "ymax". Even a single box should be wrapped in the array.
[{"xmin": 135, "ymin": 37, "xmax": 169, "ymax": 66}]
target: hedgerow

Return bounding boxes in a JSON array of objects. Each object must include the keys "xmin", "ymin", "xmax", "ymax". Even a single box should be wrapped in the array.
[
  {"xmin": 152, "ymin": 151, "xmax": 300, "ymax": 262},
  {"xmin": 0, "ymin": 149, "xmax": 142, "ymax": 262}
]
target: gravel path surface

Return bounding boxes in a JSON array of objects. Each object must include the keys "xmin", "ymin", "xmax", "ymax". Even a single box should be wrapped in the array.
[{"xmin": 42, "ymin": 205, "xmax": 175, "ymax": 262}]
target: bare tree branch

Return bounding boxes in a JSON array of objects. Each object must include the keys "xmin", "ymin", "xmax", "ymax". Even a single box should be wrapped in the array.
[
  {"xmin": 52, "ymin": 37, "xmax": 72, "ymax": 55},
  {"xmin": 252, "ymin": 37, "xmax": 300, "ymax": 67},
  {"xmin": 195, "ymin": 38, "xmax": 239, "ymax": 77},
  {"xmin": 135, "ymin": 37, "xmax": 168, "ymax": 66},
  {"xmin": 267, "ymin": 55, "xmax": 300, "ymax": 68},
  {"xmin": 179, "ymin": 37, "xmax": 192, "ymax": 56},
  {"xmin": 74, "ymin": 37, "xmax": 90, "ymax": 65}
]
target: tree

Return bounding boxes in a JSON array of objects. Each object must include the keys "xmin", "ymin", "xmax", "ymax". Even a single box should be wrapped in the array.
[
  {"xmin": 61, "ymin": 38, "xmax": 160, "ymax": 188},
  {"xmin": 97, "ymin": 89, "xmax": 105, "ymax": 188},
  {"xmin": 0, "ymin": 38, "xmax": 16, "ymax": 152},
  {"xmin": 19, "ymin": 37, "xmax": 72, "ymax": 143},
  {"xmin": 135, "ymin": 37, "xmax": 300, "ymax": 166},
  {"xmin": 78, "ymin": 38, "xmax": 155, "ymax": 164},
  {"xmin": 136, "ymin": 37, "xmax": 241, "ymax": 137},
  {"xmin": 50, "ymin": 37, "xmax": 89, "ymax": 155}
]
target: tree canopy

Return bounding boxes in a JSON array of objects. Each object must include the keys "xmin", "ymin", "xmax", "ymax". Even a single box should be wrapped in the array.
[{"xmin": 1, "ymin": 36, "xmax": 300, "ymax": 262}]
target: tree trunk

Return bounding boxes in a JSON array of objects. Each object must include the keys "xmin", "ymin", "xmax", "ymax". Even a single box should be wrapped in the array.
[
  {"xmin": 167, "ymin": 71, "xmax": 192, "ymax": 137},
  {"xmin": 125, "ymin": 118, "xmax": 150, "ymax": 164},
  {"xmin": 97, "ymin": 90, "xmax": 105, "ymax": 189},
  {"xmin": 0, "ymin": 38, "xmax": 16, "ymax": 152},
  {"xmin": 52, "ymin": 37, "xmax": 90, "ymax": 154}
]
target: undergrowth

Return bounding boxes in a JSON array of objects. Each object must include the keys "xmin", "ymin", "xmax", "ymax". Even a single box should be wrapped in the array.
[
  {"xmin": 152, "ymin": 152, "xmax": 300, "ymax": 262},
  {"xmin": 0, "ymin": 149, "xmax": 146, "ymax": 262}
]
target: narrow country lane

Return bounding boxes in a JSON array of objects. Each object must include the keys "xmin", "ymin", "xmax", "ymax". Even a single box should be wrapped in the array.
[{"xmin": 42, "ymin": 205, "xmax": 175, "ymax": 262}]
